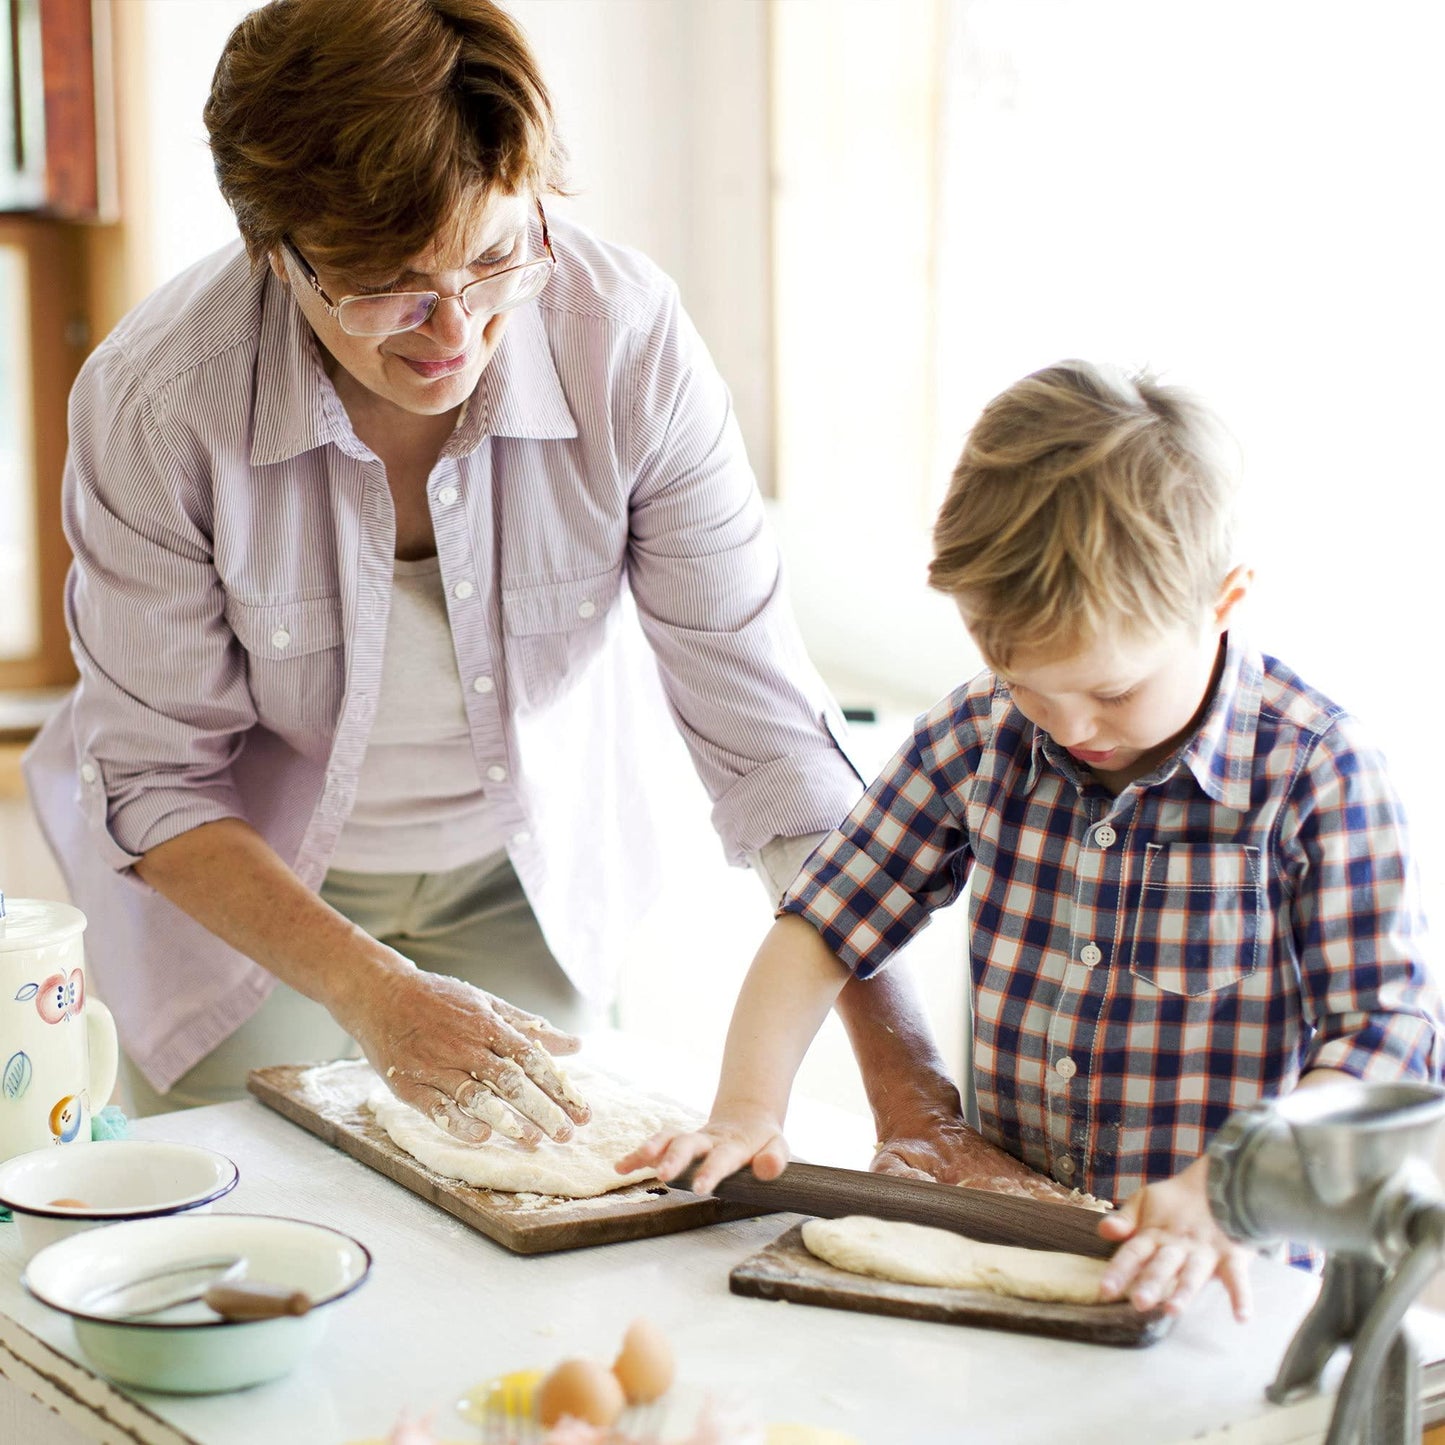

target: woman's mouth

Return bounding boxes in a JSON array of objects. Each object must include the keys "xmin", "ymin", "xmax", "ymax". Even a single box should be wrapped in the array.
[{"xmin": 397, "ymin": 349, "xmax": 472, "ymax": 380}]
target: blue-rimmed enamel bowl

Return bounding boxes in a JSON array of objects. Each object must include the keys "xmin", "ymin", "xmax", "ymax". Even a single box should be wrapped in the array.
[
  {"xmin": 23, "ymin": 1212, "xmax": 372, "ymax": 1393},
  {"xmin": 0, "ymin": 1139, "xmax": 239, "ymax": 1260}
]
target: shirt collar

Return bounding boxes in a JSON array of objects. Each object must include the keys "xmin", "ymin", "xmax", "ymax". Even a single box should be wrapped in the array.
[
  {"xmin": 250, "ymin": 278, "xmax": 577, "ymax": 467},
  {"xmin": 251, "ymin": 269, "xmax": 335, "ymax": 466},
  {"xmin": 477, "ymin": 297, "xmax": 578, "ymax": 442},
  {"xmin": 1018, "ymin": 631, "xmax": 1261, "ymax": 811},
  {"xmin": 1176, "ymin": 630, "xmax": 1260, "ymax": 812}
]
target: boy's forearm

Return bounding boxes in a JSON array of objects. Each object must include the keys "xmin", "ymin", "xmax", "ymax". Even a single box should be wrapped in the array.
[
  {"xmin": 834, "ymin": 962, "xmax": 964, "ymax": 1131},
  {"xmin": 711, "ymin": 914, "xmax": 851, "ymax": 1120}
]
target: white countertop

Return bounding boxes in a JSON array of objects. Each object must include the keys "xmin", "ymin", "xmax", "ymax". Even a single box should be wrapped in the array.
[{"xmin": 2, "ymin": 1049, "xmax": 1442, "ymax": 1445}]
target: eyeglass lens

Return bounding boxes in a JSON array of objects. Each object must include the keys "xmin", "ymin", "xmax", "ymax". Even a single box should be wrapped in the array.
[{"xmin": 336, "ymin": 260, "xmax": 551, "ymax": 337}]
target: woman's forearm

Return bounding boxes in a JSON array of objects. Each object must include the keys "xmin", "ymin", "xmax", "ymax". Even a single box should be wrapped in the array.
[
  {"xmin": 834, "ymin": 960, "xmax": 963, "ymax": 1130},
  {"xmin": 134, "ymin": 817, "xmax": 407, "ymax": 1028}
]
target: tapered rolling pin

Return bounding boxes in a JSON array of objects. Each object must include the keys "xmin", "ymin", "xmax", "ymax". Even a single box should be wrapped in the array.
[{"xmin": 671, "ymin": 1159, "xmax": 1112, "ymax": 1258}]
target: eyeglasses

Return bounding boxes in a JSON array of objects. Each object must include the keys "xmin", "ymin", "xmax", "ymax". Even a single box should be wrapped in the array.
[{"xmin": 282, "ymin": 201, "xmax": 556, "ymax": 337}]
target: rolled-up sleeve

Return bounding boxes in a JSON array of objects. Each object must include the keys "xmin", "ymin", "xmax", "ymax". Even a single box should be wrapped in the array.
[
  {"xmin": 1285, "ymin": 722, "xmax": 1443, "ymax": 1080},
  {"xmin": 62, "ymin": 342, "xmax": 254, "ymax": 866},
  {"xmin": 622, "ymin": 282, "xmax": 863, "ymax": 860},
  {"xmin": 781, "ymin": 720, "xmax": 973, "ymax": 977}
]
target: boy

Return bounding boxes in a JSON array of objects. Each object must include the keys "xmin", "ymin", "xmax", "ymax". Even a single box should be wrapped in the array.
[{"xmin": 620, "ymin": 361, "xmax": 1443, "ymax": 1319}]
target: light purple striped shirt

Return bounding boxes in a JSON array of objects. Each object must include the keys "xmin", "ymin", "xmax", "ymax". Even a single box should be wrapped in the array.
[{"xmin": 25, "ymin": 218, "xmax": 863, "ymax": 1090}]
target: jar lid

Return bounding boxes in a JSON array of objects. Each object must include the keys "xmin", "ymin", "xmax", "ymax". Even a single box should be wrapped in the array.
[{"xmin": 0, "ymin": 897, "xmax": 87, "ymax": 953}]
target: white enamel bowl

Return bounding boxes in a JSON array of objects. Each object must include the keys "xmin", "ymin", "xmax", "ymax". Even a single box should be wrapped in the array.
[
  {"xmin": 23, "ymin": 1213, "xmax": 372, "ymax": 1394},
  {"xmin": 0, "ymin": 1140, "xmax": 239, "ymax": 1260}
]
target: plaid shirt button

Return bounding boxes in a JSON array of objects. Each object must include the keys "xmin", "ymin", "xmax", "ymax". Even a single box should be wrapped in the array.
[
  {"xmin": 1080, "ymin": 942, "xmax": 1102, "ymax": 966},
  {"xmin": 1094, "ymin": 824, "xmax": 1117, "ymax": 847},
  {"xmin": 1055, "ymin": 1056, "xmax": 1077, "ymax": 1079},
  {"xmin": 1057, "ymin": 1156, "xmax": 1076, "ymax": 1178}
]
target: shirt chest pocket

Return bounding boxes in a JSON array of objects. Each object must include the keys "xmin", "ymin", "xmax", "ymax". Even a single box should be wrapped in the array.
[
  {"xmin": 501, "ymin": 567, "xmax": 623, "ymax": 712},
  {"xmin": 1129, "ymin": 842, "xmax": 1265, "ymax": 998},
  {"xmin": 225, "ymin": 595, "xmax": 346, "ymax": 735}
]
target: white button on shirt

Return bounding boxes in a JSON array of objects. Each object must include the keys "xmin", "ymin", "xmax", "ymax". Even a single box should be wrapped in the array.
[
  {"xmin": 271, "ymin": 628, "xmax": 291, "ymax": 649},
  {"xmin": 437, "ymin": 486, "xmax": 458, "ymax": 505},
  {"xmin": 485, "ymin": 764, "xmax": 508, "ymax": 783},
  {"xmin": 472, "ymin": 676, "xmax": 494, "ymax": 694},
  {"xmin": 80, "ymin": 763, "xmax": 98, "ymax": 784},
  {"xmin": 577, "ymin": 599, "xmax": 596, "ymax": 619},
  {"xmin": 1094, "ymin": 824, "xmax": 1117, "ymax": 847},
  {"xmin": 1080, "ymin": 942, "xmax": 1102, "ymax": 966},
  {"xmin": 1057, "ymin": 1156, "xmax": 1076, "ymax": 1178},
  {"xmin": 1055, "ymin": 1057, "xmax": 1078, "ymax": 1079},
  {"xmin": 452, "ymin": 581, "xmax": 474, "ymax": 601}
]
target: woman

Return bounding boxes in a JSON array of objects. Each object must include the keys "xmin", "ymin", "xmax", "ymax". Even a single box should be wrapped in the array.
[{"xmin": 24, "ymin": 0, "xmax": 875, "ymax": 1143}]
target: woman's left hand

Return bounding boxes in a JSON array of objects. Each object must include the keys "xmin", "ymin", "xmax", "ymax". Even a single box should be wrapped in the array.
[{"xmin": 1097, "ymin": 1157, "xmax": 1254, "ymax": 1320}]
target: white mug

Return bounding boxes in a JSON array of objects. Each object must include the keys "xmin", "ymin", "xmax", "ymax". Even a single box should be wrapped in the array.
[{"xmin": 0, "ymin": 897, "xmax": 118, "ymax": 1164}]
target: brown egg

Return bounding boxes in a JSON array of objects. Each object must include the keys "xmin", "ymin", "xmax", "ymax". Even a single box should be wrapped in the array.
[
  {"xmin": 611, "ymin": 1317, "xmax": 675, "ymax": 1404},
  {"xmin": 536, "ymin": 1357, "xmax": 626, "ymax": 1428}
]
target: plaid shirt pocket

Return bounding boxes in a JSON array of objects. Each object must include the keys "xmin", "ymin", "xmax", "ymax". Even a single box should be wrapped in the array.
[{"xmin": 1129, "ymin": 842, "xmax": 1265, "ymax": 997}]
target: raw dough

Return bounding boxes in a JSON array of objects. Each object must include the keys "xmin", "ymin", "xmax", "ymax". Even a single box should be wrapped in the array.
[
  {"xmin": 367, "ymin": 1062, "xmax": 701, "ymax": 1197},
  {"xmin": 800, "ymin": 1215, "xmax": 1109, "ymax": 1305}
]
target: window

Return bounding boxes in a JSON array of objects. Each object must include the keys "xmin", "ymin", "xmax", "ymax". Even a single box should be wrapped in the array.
[
  {"xmin": 772, "ymin": 0, "xmax": 1445, "ymax": 920},
  {"xmin": 0, "ymin": 217, "xmax": 82, "ymax": 690},
  {"xmin": 0, "ymin": 242, "xmax": 36, "ymax": 660}
]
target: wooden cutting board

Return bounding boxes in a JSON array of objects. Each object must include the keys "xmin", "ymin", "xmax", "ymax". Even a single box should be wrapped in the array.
[
  {"xmin": 731, "ymin": 1221, "xmax": 1173, "ymax": 1348},
  {"xmin": 246, "ymin": 1060, "xmax": 764, "ymax": 1254}
]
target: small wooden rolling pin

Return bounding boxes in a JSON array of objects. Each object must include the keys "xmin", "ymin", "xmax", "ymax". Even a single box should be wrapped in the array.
[{"xmin": 670, "ymin": 1160, "xmax": 1112, "ymax": 1258}]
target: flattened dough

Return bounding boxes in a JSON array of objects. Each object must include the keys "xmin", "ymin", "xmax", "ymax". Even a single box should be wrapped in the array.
[
  {"xmin": 800, "ymin": 1215, "xmax": 1108, "ymax": 1305},
  {"xmin": 367, "ymin": 1061, "xmax": 701, "ymax": 1197}
]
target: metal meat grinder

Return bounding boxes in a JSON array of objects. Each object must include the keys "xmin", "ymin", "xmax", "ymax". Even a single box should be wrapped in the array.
[{"xmin": 1207, "ymin": 1078, "xmax": 1445, "ymax": 1445}]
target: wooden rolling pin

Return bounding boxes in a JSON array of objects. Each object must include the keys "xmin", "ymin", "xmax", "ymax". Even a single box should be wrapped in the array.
[{"xmin": 671, "ymin": 1160, "xmax": 1113, "ymax": 1258}]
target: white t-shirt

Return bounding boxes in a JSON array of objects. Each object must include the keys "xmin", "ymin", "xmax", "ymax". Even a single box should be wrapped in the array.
[{"xmin": 331, "ymin": 556, "xmax": 507, "ymax": 873}]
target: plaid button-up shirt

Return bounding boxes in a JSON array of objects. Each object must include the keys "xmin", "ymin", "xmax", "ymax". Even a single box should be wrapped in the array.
[{"xmin": 782, "ymin": 634, "xmax": 1443, "ymax": 1205}]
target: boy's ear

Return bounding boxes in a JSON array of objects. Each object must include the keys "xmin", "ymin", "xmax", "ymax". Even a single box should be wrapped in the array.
[
  {"xmin": 267, "ymin": 249, "xmax": 289, "ymax": 286},
  {"xmin": 1212, "ymin": 564, "xmax": 1254, "ymax": 631}
]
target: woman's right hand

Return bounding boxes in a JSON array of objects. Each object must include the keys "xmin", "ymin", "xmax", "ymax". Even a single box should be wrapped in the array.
[
  {"xmin": 339, "ymin": 959, "xmax": 592, "ymax": 1148},
  {"xmin": 872, "ymin": 1106, "xmax": 1083, "ymax": 1204},
  {"xmin": 614, "ymin": 1102, "xmax": 789, "ymax": 1195}
]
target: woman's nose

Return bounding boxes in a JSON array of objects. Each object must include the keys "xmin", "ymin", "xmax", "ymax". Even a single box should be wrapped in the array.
[{"xmin": 420, "ymin": 293, "xmax": 473, "ymax": 349}]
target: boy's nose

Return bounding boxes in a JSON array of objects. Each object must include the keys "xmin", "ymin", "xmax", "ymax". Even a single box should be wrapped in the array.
[{"xmin": 1046, "ymin": 707, "xmax": 1097, "ymax": 749}]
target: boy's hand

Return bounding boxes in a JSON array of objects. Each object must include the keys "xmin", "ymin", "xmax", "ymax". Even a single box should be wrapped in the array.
[
  {"xmin": 872, "ymin": 1107, "xmax": 1082, "ymax": 1205},
  {"xmin": 614, "ymin": 1102, "xmax": 790, "ymax": 1196},
  {"xmin": 1097, "ymin": 1157, "xmax": 1254, "ymax": 1320}
]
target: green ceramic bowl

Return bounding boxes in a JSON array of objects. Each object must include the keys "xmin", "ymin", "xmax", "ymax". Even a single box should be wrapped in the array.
[{"xmin": 23, "ymin": 1212, "xmax": 371, "ymax": 1394}]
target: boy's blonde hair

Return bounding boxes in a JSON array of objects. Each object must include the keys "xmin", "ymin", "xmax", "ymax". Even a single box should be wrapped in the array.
[{"xmin": 929, "ymin": 361, "xmax": 1240, "ymax": 669}]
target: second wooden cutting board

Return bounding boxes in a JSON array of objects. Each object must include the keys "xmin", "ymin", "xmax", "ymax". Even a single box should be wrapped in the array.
[
  {"xmin": 731, "ymin": 1222, "xmax": 1172, "ymax": 1347},
  {"xmin": 678, "ymin": 1162, "xmax": 1172, "ymax": 1347}
]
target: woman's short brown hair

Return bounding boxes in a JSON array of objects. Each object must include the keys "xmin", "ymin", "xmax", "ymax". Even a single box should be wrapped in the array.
[
  {"xmin": 204, "ymin": 0, "xmax": 567, "ymax": 278},
  {"xmin": 929, "ymin": 361, "xmax": 1240, "ymax": 669}
]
